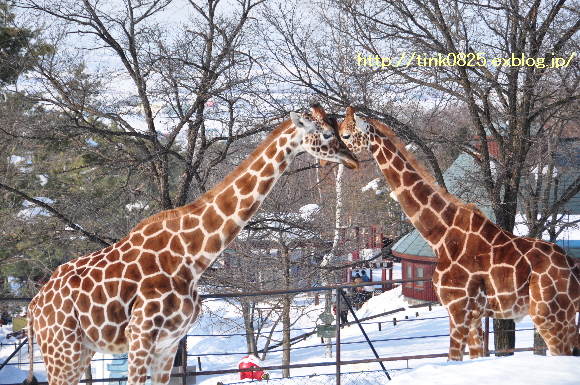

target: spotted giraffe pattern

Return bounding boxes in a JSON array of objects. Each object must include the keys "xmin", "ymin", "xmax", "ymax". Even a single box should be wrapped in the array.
[
  {"xmin": 339, "ymin": 106, "xmax": 580, "ymax": 361},
  {"xmin": 24, "ymin": 105, "xmax": 359, "ymax": 385}
]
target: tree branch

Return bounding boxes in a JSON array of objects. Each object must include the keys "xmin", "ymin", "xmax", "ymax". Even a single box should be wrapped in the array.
[{"xmin": 0, "ymin": 182, "xmax": 112, "ymax": 247}]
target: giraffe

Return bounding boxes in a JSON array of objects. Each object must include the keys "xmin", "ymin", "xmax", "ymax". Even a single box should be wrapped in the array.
[
  {"xmin": 22, "ymin": 104, "xmax": 359, "ymax": 385},
  {"xmin": 338, "ymin": 106, "xmax": 580, "ymax": 361}
]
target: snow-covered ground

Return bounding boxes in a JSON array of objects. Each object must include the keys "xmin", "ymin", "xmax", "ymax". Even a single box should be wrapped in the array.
[{"xmin": 1, "ymin": 264, "xmax": 578, "ymax": 384}]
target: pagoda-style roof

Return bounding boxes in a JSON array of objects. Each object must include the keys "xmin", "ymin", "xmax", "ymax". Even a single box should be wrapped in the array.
[{"xmin": 392, "ymin": 229, "xmax": 435, "ymax": 258}]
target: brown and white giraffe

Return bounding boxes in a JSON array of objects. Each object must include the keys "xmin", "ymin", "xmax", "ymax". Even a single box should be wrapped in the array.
[
  {"xmin": 22, "ymin": 104, "xmax": 359, "ymax": 385},
  {"xmin": 338, "ymin": 106, "xmax": 580, "ymax": 361}
]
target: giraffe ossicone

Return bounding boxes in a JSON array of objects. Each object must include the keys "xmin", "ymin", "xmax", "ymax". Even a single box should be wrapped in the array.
[
  {"xmin": 339, "ymin": 106, "xmax": 580, "ymax": 361},
  {"xmin": 23, "ymin": 104, "xmax": 358, "ymax": 385}
]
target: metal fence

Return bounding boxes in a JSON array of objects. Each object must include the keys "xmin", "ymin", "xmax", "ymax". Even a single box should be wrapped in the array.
[
  {"xmin": 220, "ymin": 369, "xmax": 412, "ymax": 385},
  {"xmin": 0, "ymin": 277, "xmax": 542, "ymax": 385}
]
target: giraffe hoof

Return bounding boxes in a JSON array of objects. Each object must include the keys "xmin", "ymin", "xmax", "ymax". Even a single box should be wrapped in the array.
[{"xmin": 573, "ymin": 346, "xmax": 580, "ymax": 356}]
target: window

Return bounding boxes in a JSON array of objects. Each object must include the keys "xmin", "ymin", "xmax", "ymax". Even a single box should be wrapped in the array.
[
  {"xmin": 405, "ymin": 264, "xmax": 413, "ymax": 288},
  {"xmin": 416, "ymin": 267, "xmax": 424, "ymax": 287}
]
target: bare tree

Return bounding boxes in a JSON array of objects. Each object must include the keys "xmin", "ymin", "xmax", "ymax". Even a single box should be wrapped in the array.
[
  {"xmin": 521, "ymin": 116, "xmax": 580, "ymax": 242},
  {"xmin": 260, "ymin": 0, "xmax": 580, "ymax": 354},
  {"xmin": 9, "ymin": 0, "xmax": 271, "ymax": 228},
  {"xmin": 0, "ymin": 0, "xmax": 289, "ymax": 285}
]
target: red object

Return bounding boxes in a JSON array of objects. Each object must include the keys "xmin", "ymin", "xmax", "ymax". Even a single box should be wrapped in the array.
[{"xmin": 238, "ymin": 355, "xmax": 265, "ymax": 380}]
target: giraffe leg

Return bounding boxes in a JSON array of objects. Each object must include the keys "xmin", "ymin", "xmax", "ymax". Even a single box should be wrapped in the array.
[
  {"xmin": 124, "ymin": 292, "xmax": 201, "ymax": 385},
  {"xmin": 549, "ymin": 317, "xmax": 578, "ymax": 355},
  {"xmin": 535, "ymin": 321, "xmax": 568, "ymax": 355},
  {"xmin": 446, "ymin": 311, "xmax": 471, "ymax": 361},
  {"xmin": 35, "ymin": 314, "xmax": 95, "ymax": 385},
  {"xmin": 126, "ymin": 329, "xmax": 186, "ymax": 385},
  {"xmin": 124, "ymin": 315, "xmax": 184, "ymax": 384},
  {"xmin": 125, "ymin": 324, "xmax": 154, "ymax": 385},
  {"xmin": 149, "ymin": 345, "xmax": 180, "ymax": 385},
  {"xmin": 467, "ymin": 311, "xmax": 484, "ymax": 359},
  {"xmin": 530, "ymin": 293, "xmax": 578, "ymax": 355},
  {"xmin": 40, "ymin": 340, "xmax": 94, "ymax": 385},
  {"xmin": 77, "ymin": 348, "xmax": 96, "ymax": 383}
]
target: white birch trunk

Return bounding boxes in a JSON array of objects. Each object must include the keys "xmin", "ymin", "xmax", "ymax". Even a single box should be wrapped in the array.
[{"xmin": 321, "ymin": 164, "xmax": 344, "ymax": 358}]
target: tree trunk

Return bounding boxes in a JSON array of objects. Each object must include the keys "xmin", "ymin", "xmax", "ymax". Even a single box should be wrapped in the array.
[
  {"xmin": 281, "ymin": 293, "xmax": 291, "ymax": 378},
  {"xmin": 493, "ymin": 319, "xmax": 515, "ymax": 356},
  {"xmin": 280, "ymin": 240, "xmax": 291, "ymax": 378},
  {"xmin": 260, "ymin": 315, "xmax": 282, "ymax": 361},
  {"xmin": 492, "ymin": 206, "xmax": 519, "ymax": 354},
  {"xmin": 323, "ymin": 164, "xmax": 345, "ymax": 358},
  {"xmin": 242, "ymin": 300, "xmax": 258, "ymax": 356},
  {"xmin": 533, "ymin": 326, "xmax": 547, "ymax": 355}
]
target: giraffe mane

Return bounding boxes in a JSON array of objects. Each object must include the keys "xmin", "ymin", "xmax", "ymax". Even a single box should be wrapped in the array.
[
  {"xmin": 131, "ymin": 119, "xmax": 295, "ymax": 232},
  {"xmin": 368, "ymin": 118, "xmax": 476, "ymax": 212}
]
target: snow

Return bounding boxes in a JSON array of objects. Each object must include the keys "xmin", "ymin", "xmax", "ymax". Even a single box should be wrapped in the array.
[
  {"xmin": 125, "ymin": 201, "xmax": 150, "ymax": 211},
  {"xmin": 361, "ymin": 178, "xmax": 382, "ymax": 195},
  {"xmin": 1, "ymin": 269, "xmax": 578, "ymax": 385},
  {"xmin": 36, "ymin": 175, "xmax": 48, "ymax": 186},
  {"xmin": 386, "ymin": 355, "xmax": 579, "ymax": 385},
  {"xmin": 0, "ymin": 365, "xmax": 25, "ymax": 384},
  {"xmin": 16, "ymin": 197, "xmax": 54, "ymax": 219},
  {"xmin": 239, "ymin": 354, "xmax": 263, "ymax": 367},
  {"xmin": 8, "ymin": 155, "xmax": 28, "ymax": 165},
  {"xmin": 299, "ymin": 204, "xmax": 321, "ymax": 221}
]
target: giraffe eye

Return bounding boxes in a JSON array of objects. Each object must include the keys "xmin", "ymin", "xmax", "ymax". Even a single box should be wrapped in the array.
[
  {"xmin": 342, "ymin": 134, "xmax": 351, "ymax": 140},
  {"xmin": 322, "ymin": 132, "xmax": 333, "ymax": 140}
]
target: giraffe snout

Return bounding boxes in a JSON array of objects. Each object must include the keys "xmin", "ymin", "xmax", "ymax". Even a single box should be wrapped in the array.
[{"xmin": 340, "ymin": 150, "xmax": 360, "ymax": 170}]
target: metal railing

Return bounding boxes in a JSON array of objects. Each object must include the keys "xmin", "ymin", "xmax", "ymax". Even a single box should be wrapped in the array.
[{"xmin": 0, "ymin": 277, "xmax": 543, "ymax": 385}]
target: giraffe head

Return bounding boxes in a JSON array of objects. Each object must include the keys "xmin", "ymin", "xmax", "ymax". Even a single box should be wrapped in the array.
[
  {"xmin": 338, "ymin": 106, "xmax": 370, "ymax": 154},
  {"xmin": 290, "ymin": 103, "xmax": 359, "ymax": 170}
]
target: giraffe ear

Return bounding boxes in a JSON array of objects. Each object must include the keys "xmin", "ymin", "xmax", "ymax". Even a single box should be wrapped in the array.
[
  {"xmin": 290, "ymin": 111, "xmax": 315, "ymax": 134},
  {"xmin": 345, "ymin": 106, "xmax": 356, "ymax": 118},
  {"xmin": 354, "ymin": 113, "xmax": 369, "ymax": 133}
]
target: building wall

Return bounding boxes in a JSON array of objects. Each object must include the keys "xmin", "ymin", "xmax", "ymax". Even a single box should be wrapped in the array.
[{"xmin": 394, "ymin": 252, "xmax": 439, "ymax": 302}]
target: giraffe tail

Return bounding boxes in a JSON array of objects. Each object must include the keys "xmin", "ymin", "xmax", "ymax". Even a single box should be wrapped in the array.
[{"xmin": 22, "ymin": 300, "xmax": 38, "ymax": 385}]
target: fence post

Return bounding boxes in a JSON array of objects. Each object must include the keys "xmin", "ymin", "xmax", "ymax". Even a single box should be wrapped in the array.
[
  {"xmin": 335, "ymin": 288, "xmax": 341, "ymax": 385},
  {"xmin": 484, "ymin": 316, "xmax": 490, "ymax": 357},
  {"xmin": 181, "ymin": 337, "xmax": 187, "ymax": 385}
]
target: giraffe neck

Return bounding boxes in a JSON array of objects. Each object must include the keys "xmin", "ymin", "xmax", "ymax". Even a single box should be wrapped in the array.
[
  {"xmin": 366, "ymin": 119, "xmax": 457, "ymax": 248},
  {"xmin": 129, "ymin": 119, "xmax": 304, "ymax": 274}
]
